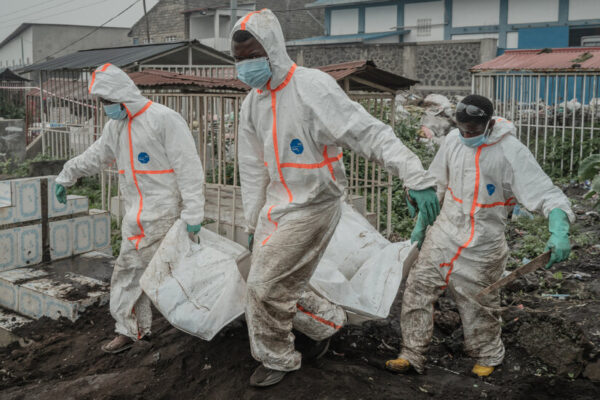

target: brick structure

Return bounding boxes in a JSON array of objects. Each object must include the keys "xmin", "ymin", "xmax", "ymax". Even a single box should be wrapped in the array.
[{"xmin": 129, "ymin": 0, "xmax": 324, "ymax": 45}]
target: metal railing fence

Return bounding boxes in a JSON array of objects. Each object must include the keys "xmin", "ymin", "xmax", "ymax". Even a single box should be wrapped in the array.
[{"xmin": 473, "ymin": 72, "xmax": 600, "ymax": 176}]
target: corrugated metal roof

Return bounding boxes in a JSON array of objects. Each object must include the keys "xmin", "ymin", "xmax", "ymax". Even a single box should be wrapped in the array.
[
  {"xmin": 22, "ymin": 40, "xmax": 232, "ymax": 72},
  {"xmin": 306, "ymin": 0, "xmax": 382, "ymax": 8},
  {"xmin": 0, "ymin": 68, "xmax": 29, "ymax": 81},
  {"xmin": 130, "ymin": 60, "xmax": 417, "ymax": 93},
  {"xmin": 472, "ymin": 47, "xmax": 600, "ymax": 72},
  {"xmin": 129, "ymin": 69, "xmax": 248, "ymax": 92},
  {"xmin": 317, "ymin": 60, "xmax": 418, "ymax": 92}
]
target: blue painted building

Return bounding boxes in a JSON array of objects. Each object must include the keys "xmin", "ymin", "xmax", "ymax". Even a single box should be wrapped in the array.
[{"xmin": 290, "ymin": 0, "xmax": 600, "ymax": 52}]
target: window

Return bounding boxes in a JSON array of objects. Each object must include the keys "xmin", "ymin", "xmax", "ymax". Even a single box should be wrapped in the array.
[
  {"xmin": 417, "ymin": 18, "xmax": 432, "ymax": 36},
  {"xmin": 330, "ymin": 8, "xmax": 359, "ymax": 35},
  {"xmin": 133, "ymin": 37, "xmax": 139, "ymax": 45},
  {"xmin": 365, "ymin": 5, "xmax": 397, "ymax": 34},
  {"xmin": 164, "ymin": 35, "xmax": 177, "ymax": 42},
  {"xmin": 569, "ymin": 26, "xmax": 600, "ymax": 46}
]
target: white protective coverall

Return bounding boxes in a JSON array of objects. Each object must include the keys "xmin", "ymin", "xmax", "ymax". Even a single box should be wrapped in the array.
[
  {"xmin": 399, "ymin": 117, "xmax": 575, "ymax": 372},
  {"xmin": 56, "ymin": 63, "xmax": 205, "ymax": 340},
  {"xmin": 233, "ymin": 9, "xmax": 436, "ymax": 372}
]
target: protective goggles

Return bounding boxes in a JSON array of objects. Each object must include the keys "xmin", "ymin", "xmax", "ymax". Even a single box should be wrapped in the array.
[{"xmin": 456, "ymin": 103, "xmax": 488, "ymax": 117}]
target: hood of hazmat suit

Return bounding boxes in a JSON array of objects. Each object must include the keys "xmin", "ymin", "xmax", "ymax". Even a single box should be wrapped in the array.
[
  {"xmin": 233, "ymin": 9, "xmax": 436, "ymax": 240},
  {"xmin": 398, "ymin": 117, "xmax": 574, "ymax": 372},
  {"xmin": 56, "ymin": 63, "xmax": 205, "ymax": 340}
]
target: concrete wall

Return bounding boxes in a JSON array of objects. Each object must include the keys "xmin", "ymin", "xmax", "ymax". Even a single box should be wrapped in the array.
[
  {"xmin": 0, "ymin": 27, "xmax": 33, "ymax": 69},
  {"xmin": 288, "ymin": 38, "xmax": 498, "ymax": 96},
  {"xmin": 31, "ymin": 26, "xmax": 130, "ymax": 64}
]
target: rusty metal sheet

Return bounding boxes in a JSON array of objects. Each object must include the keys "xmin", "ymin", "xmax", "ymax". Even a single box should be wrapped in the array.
[{"xmin": 472, "ymin": 47, "xmax": 600, "ymax": 72}]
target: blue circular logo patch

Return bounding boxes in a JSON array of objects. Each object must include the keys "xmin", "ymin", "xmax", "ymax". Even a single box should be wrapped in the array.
[
  {"xmin": 138, "ymin": 152, "xmax": 150, "ymax": 164},
  {"xmin": 290, "ymin": 139, "xmax": 304, "ymax": 155}
]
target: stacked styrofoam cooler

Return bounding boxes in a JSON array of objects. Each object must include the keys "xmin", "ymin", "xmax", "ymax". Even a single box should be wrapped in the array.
[
  {"xmin": 0, "ymin": 267, "xmax": 109, "ymax": 322},
  {"xmin": 0, "ymin": 176, "xmax": 113, "ymax": 329},
  {"xmin": 0, "ymin": 177, "xmax": 43, "ymax": 270},
  {"xmin": 0, "ymin": 176, "xmax": 112, "ymax": 270}
]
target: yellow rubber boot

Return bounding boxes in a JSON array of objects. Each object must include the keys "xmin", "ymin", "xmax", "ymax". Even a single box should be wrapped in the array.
[
  {"xmin": 385, "ymin": 357, "xmax": 411, "ymax": 373},
  {"xmin": 472, "ymin": 364, "xmax": 494, "ymax": 377}
]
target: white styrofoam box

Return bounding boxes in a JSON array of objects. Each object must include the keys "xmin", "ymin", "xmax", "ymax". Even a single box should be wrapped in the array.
[
  {"xmin": 0, "ymin": 308, "xmax": 32, "ymax": 347},
  {"xmin": 14, "ymin": 178, "xmax": 41, "ymax": 223},
  {"xmin": 68, "ymin": 194, "xmax": 89, "ymax": 214},
  {"xmin": 90, "ymin": 209, "xmax": 111, "ymax": 250},
  {"xmin": 49, "ymin": 219, "xmax": 73, "ymax": 260},
  {"xmin": 18, "ymin": 286, "xmax": 45, "ymax": 319},
  {"xmin": 0, "ymin": 268, "xmax": 49, "ymax": 312},
  {"xmin": 20, "ymin": 275, "xmax": 109, "ymax": 321},
  {"xmin": 17, "ymin": 224, "xmax": 42, "ymax": 267},
  {"xmin": 72, "ymin": 216, "xmax": 93, "ymax": 255},
  {"xmin": 47, "ymin": 176, "xmax": 70, "ymax": 218},
  {"xmin": 0, "ymin": 206, "xmax": 15, "ymax": 226},
  {"xmin": 0, "ymin": 228, "xmax": 18, "ymax": 271},
  {"xmin": 0, "ymin": 278, "xmax": 18, "ymax": 310},
  {"xmin": 0, "ymin": 180, "xmax": 12, "ymax": 208}
]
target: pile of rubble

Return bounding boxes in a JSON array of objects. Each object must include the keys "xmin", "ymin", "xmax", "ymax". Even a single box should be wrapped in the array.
[{"xmin": 395, "ymin": 92, "xmax": 463, "ymax": 146}]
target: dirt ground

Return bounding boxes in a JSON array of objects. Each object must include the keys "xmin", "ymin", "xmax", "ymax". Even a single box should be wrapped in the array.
[{"xmin": 1, "ymin": 189, "xmax": 599, "ymax": 400}]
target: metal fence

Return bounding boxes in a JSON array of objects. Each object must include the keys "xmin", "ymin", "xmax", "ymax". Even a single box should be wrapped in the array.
[
  {"xmin": 20, "ymin": 72, "xmax": 396, "ymax": 238},
  {"xmin": 139, "ymin": 64, "xmax": 236, "ymax": 79},
  {"xmin": 472, "ymin": 72, "xmax": 600, "ymax": 175}
]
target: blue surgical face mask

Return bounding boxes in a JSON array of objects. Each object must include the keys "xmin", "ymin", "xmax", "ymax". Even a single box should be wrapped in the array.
[
  {"xmin": 459, "ymin": 120, "xmax": 491, "ymax": 148},
  {"xmin": 104, "ymin": 103, "xmax": 127, "ymax": 120},
  {"xmin": 236, "ymin": 57, "xmax": 272, "ymax": 88}
]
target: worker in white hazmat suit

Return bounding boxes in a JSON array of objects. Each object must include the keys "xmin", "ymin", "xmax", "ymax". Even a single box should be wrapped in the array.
[
  {"xmin": 386, "ymin": 95, "xmax": 574, "ymax": 377},
  {"xmin": 54, "ymin": 63, "xmax": 205, "ymax": 353},
  {"xmin": 231, "ymin": 9, "xmax": 440, "ymax": 387}
]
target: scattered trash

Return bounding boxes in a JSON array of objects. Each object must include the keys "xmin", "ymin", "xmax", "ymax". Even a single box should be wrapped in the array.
[
  {"xmin": 512, "ymin": 205, "xmax": 534, "ymax": 220},
  {"xmin": 541, "ymin": 293, "xmax": 571, "ymax": 299},
  {"xmin": 522, "ymin": 257, "xmax": 531, "ymax": 264}
]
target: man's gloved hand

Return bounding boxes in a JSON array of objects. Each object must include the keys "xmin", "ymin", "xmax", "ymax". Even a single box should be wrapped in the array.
[
  {"xmin": 55, "ymin": 184, "xmax": 67, "ymax": 204},
  {"xmin": 248, "ymin": 233, "xmax": 254, "ymax": 252},
  {"xmin": 408, "ymin": 187, "xmax": 440, "ymax": 226},
  {"xmin": 545, "ymin": 208, "xmax": 571, "ymax": 269},
  {"xmin": 410, "ymin": 212, "xmax": 428, "ymax": 249},
  {"xmin": 187, "ymin": 224, "xmax": 202, "ymax": 243}
]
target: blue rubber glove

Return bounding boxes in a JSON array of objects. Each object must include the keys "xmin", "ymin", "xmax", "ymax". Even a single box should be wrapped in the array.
[
  {"xmin": 410, "ymin": 212, "xmax": 428, "ymax": 249},
  {"xmin": 248, "ymin": 233, "xmax": 254, "ymax": 252},
  {"xmin": 544, "ymin": 208, "xmax": 571, "ymax": 269},
  {"xmin": 55, "ymin": 184, "xmax": 67, "ymax": 204},
  {"xmin": 187, "ymin": 224, "xmax": 201, "ymax": 243},
  {"xmin": 408, "ymin": 188, "xmax": 440, "ymax": 227}
]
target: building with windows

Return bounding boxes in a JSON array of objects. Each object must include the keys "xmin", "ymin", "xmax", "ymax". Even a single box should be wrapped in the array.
[
  {"xmin": 0, "ymin": 23, "xmax": 130, "ymax": 70},
  {"xmin": 297, "ymin": 0, "xmax": 600, "ymax": 50},
  {"xmin": 129, "ymin": 0, "xmax": 324, "ymax": 51}
]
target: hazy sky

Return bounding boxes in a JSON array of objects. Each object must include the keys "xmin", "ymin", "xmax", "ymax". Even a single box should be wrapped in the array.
[{"xmin": 0, "ymin": 0, "xmax": 160, "ymax": 43}]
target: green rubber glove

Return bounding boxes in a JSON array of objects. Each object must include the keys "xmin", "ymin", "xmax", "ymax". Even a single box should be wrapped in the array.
[
  {"xmin": 544, "ymin": 208, "xmax": 571, "ymax": 269},
  {"xmin": 410, "ymin": 211, "xmax": 428, "ymax": 249},
  {"xmin": 187, "ymin": 224, "xmax": 202, "ymax": 243},
  {"xmin": 248, "ymin": 233, "xmax": 254, "ymax": 252},
  {"xmin": 408, "ymin": 187, "xmax": 440, "ymax": 227},
  {"xmin": 55, "ymin": 183, "xmax": 67, "ymax": 204},
  {"xmin": 187, "ymin": 224, "xmax": 202, "ymax": 234}
]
